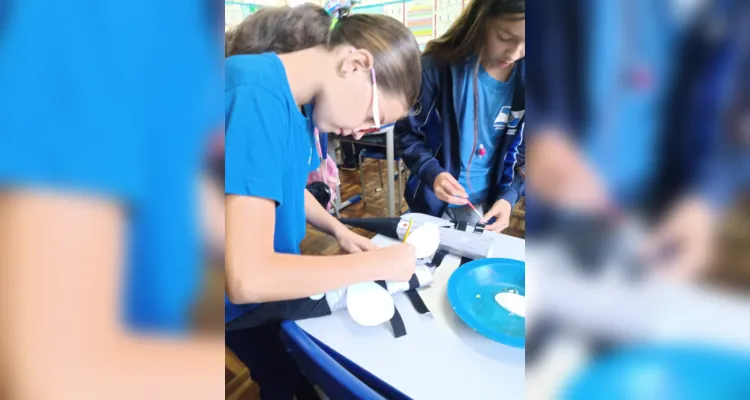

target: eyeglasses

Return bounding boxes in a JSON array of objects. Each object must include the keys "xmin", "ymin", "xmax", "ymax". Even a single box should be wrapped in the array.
[{"xmin": 353, "ymin": 66, "xmax": 381, "ymax": 135}]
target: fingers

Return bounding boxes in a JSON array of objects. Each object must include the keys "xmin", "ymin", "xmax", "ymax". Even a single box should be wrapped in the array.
[
  {"xmin": 346, "ymin": 245, "xmax": 363, "ymax": 254},
  {"xmin": 434, "ymin": 173, "xmax": 469, "ymax": 205},
  {"xmin": 443, "ymin": 192, "xmax": 469, "ymax": 205},
  {"xmin": 438, "ymin": 183, "xmax": 469, "ymax": 205},
  {"xmin": 359, "ymin": 239, "xmax": 379, "ymax": 252},
  {"xmin": 485, "ymin": 217, "xmax": 509, "ymax": 232},
  {"xmin": 444, "ymin": 175, "xmax": 469, "ymax": 198}
]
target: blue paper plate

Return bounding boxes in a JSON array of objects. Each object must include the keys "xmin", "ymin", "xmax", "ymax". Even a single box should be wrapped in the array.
[{"xmin": 447, "ymin": 258, "xmax": 525, "ymax": 348}]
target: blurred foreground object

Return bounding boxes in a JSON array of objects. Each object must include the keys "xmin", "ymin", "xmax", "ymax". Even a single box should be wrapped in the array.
[{"xmin": 0, "ymin": 1, "xmax": 224, "ymax": 398}]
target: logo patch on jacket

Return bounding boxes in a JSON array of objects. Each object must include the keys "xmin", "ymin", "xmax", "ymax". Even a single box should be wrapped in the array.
[
  {"xmin": 494, "ymin": 106, "xmax": 511, "ymax": 129},
  {"xmin": 508, "ymin": 110, "xmax": 525, "ymax": 129}
]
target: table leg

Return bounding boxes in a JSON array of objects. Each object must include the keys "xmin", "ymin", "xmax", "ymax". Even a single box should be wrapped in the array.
[{"xmin": 386, "ymin": 127, "xmax": 395, "ymax": 217}]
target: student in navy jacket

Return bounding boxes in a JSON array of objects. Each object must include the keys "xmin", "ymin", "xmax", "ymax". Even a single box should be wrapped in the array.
[
  {"xmin": 395, "ymin": 0, "xmax": 526, "ymax": 232},
  {"xmin": 526, "ymin": 0, "xmax": 750, "ymax": 279}
]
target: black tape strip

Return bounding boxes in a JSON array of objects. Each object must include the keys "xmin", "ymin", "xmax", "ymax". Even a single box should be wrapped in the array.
[
  {"xmin": 455, "ymin": 221, "xmax": 468, "ymax": 231},
  {"xmin": 405, "ymin": 275, "xmax": 430, "ymax": 314},
  {"xmin": 406, "ymin": 291, "xmax": 429, "ymax": 314},
  {"xmin": 375, "ymin": 280, "xmax": 407, "ymax": 338},
  {"xmin": 407, "ymin": 274, "xmax": 420, "ymax": 290},
  {"xmin": 460, "ymin": 257, "xmax": 473, "ymax": 266},
  {"xmin": 226, "ymin": 296, "xmax": 332, "ymax": 331},
  {"xmin": 427, "ymin": 249, "xmax": 449, "ymax": 268},
  {"xmin": 389, "ymin": 306, "xmax": 407, "ymax": 338},
  {"xmin": 474, "ymin": 223, "xmax": 485, "ymax": 234}
]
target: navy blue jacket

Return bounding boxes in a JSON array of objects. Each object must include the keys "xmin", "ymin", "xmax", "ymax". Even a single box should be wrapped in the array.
[
  {"xmin": 526, "ymin": 0, "xmax": 749, "ymax": 213},
  {"xmin": 395, "ymin": 55, "xmax": 525, "ymax": 217}
]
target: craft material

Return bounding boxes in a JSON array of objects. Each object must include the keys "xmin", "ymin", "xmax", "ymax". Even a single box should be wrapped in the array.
[
  {"xmin": 451, "ymin": 195, "xmax": 487, "ymax": 224},
  {"xmin": 346, "ymin": 281, "xmax": 395, "ymax": 326},
  {"xmin": 404, "ymin": 223, "xmax": 440, "ymax": 259},
  {"xmin": 339, "ymin": 214, "xmax": 496, "ymax": 260},
  {"xmin": 494, "ymin": 290, "xmax": 526, "ymax": 318},
  {"xmin": 466, "ymin": 202, "xmax": 488, "ymax": 224},
  {"xmin": 403, "ymin": 218, "xmax": 414, "ymax": 242}
]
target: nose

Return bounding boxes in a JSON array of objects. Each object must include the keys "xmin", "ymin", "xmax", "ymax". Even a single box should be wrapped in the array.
[{"xmin": 509, "ymin": 42, "xmax": 525, "ymax": 61}]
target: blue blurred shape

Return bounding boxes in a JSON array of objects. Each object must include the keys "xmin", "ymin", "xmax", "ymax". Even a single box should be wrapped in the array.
[{"xmin": 564, "ymin": 345, "xmax": 750, "ymax": 400}]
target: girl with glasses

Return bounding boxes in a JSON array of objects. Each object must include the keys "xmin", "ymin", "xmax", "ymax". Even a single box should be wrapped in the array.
[{"xmin": 224, "ymin": 4, "xmax": 423, "ymax": 398}]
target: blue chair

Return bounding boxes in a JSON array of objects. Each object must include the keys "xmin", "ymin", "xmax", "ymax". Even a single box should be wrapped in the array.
[
  {"xmin": 280, "ymin": 320, "xmax": 387, "ymax": 400},
  {"xmin": 358, "ymin": 148, "xmax": 404, "ymax": 212}
]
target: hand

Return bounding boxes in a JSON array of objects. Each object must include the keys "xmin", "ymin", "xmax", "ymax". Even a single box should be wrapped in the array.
[
  {"xmin": 528, "ymin": 133, "xmax": 611, "ymax": 213},
  {"xmin": 483, "ymin": 199, "xmax": 513, "ymax": 232},
  {"xmin": 335, "ymin": 227, "xmax": 379, "ymax": 254},
  {"xmin": 376, "ymin": 243, "xmax": 417, "ymax": 282},
  {"xmin": 433, "ymin": 172, "xmax": 469, "ymax": 206},
  {"xmin": 642, "ymin": 196, "xmax": 718, "ymax": 281}
]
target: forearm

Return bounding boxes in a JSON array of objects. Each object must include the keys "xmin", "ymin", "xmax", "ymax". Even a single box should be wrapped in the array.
[
  {"xmin": 304, "ymin": 189, "xmax": 345, "ymax": 237},
  {"xmin": 226, "ymin": 251, "xmax": 384, "ymax": 303},
  {"xmin": 498, "ymin": 174, "xmax": 523, "ymax": 206}
]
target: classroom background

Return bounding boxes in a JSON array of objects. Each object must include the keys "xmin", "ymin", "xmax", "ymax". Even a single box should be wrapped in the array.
[{"xmin": 225, "ymin": 0, "xmax": 469, "ymax": 51}]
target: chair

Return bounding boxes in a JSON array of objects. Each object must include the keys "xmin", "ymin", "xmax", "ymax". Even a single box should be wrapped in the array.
[
  {"xmin": 358, "ymin": 148, "xmax": 404, "ymax": 212},
  {"xmin": 280, "ymin": 321, "xmax": 387, "ymax": 400}
]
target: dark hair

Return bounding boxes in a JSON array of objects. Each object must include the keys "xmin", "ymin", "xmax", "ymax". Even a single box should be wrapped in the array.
[
  {"xmin": 226, "ymin": 5, "xmax": 422, "ymax": 108},
  {"xmin": 225, "ymin": 4, "xmax": 330, "ymax": 57},
  {"xmin": 424, "ymin": 0, "xmax": 525, "ymax": 64}
]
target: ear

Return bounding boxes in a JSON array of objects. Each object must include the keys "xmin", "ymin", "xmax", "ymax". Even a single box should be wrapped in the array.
[{"xmin": 338, "ymin": 48, "xmax": 374, "ymax": 77}]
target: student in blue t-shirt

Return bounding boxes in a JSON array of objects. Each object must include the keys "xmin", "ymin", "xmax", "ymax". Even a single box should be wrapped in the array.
[
  {"xmin": 396, "ymin": 0, "xmax": 526, "ymax": 233},
  {"xmin": 224, "ymin": 6, "xmax": 424, "ymax": 398},
  {"xmin": 0, "ymin": 1, "xmax": 223, "ymax": 398}
]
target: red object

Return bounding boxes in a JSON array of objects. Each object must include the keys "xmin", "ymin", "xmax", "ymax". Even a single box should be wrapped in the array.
[{"xmin": 477, "ymin": 144, "xmax": 486, "ymax": 157}]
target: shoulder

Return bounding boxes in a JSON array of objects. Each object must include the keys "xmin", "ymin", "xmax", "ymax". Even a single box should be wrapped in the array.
[
  {"xmin": 225, "ymin": 53, "xmax": 287, "ymax": 92},
  {"xmin": 225, "ymin": 53, "xmax": 294, "ymax": 115},
  {"xmin": 420, "ymin": 53, "xmax": 449, "ymax": 75}
]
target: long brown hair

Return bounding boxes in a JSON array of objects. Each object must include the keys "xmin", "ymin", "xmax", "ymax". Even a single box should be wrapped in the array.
[
  {"xmin": 225, "ymin": 4, "xmax": 330, "ymax": 57},
  {"xmin": 226, "ymin": 6, "xmax": 422, "ymax": 108},
  {"xmin": 424, "ymin": 0, "xmax": 524, "ymax": 64}
]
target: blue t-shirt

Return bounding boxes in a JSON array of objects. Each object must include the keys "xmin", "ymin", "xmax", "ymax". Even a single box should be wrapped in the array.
[
  {"xmin": 452, "ymin": 59, "xmax": 518, "ymax": 205},
  {"xmin": 584, "ymin": 0, "xmax": 676, "ymax": 207},
  {"xmin": 224, "ymin": 53, "xmax": 319, "ymax": 323},
  {"xmin": 0, "ymin": 1, "xmax": 220, "ymax": 332}
]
